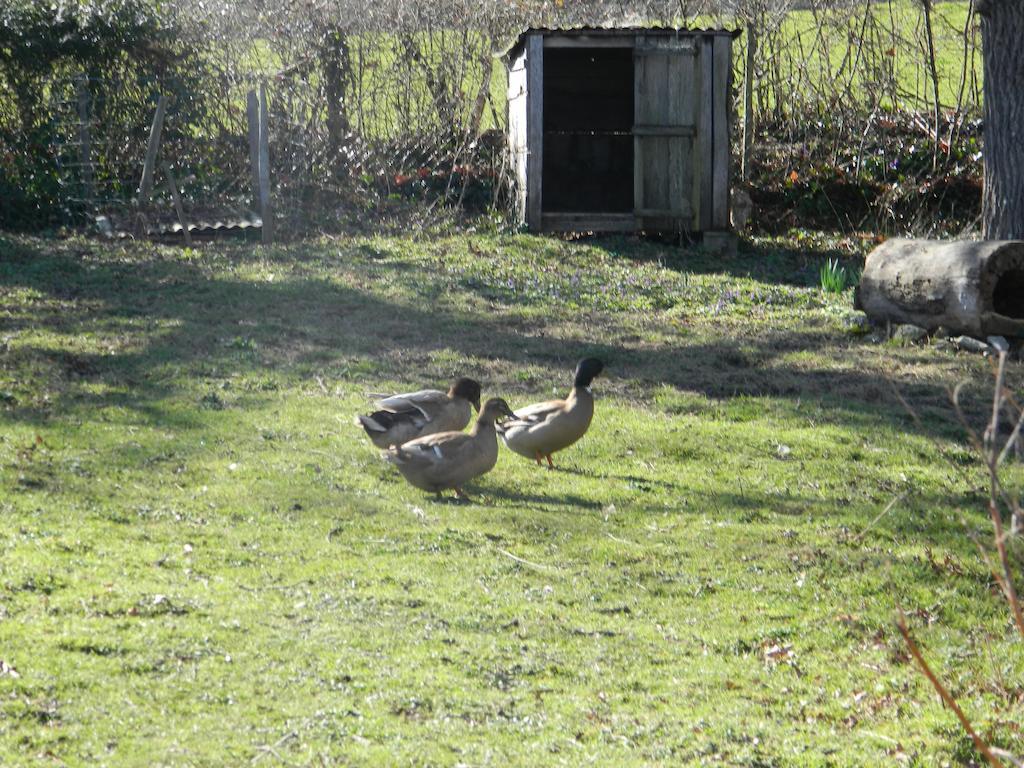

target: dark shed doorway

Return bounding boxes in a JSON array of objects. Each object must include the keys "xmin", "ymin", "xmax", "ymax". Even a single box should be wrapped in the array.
[
  {"xmin": 541, "ymin": 48, "xmax": 634, "ymax": 213},
  {"xmin": 506, "ymin": 27, "xmax": 739, "ymax": 239}
]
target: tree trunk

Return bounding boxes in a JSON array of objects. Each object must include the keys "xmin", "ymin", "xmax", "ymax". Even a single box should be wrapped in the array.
[
  {"xmin": 399, "ymin": 34, "xmax": 457, "ymax": 129},
  {"xmin": 320, "ymin": 25, "xmax": 351, "ymax": 162},
  {"xmin": 467, "ymin": 36, "xmax": 496, "ymax": 138},
  {"xmin": 979, "ymin": 0, "xmax": 1024, "ymax": 239}
]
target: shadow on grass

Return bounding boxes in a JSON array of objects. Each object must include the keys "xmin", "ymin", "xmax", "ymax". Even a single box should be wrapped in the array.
[
  {"xmin": 0, "ymin": 233, "xmax": 985, "ymax": 444},
  {"xmin": 531, "ymin": 465, "xmax": 684, "ymax": 493},
  {"xmin": 480, "ymin": 485, "xmax": 603, "ymax": 509},
  {"xmin": 584, "ymin": 233, "xmax": 860, "ymax": 288}
]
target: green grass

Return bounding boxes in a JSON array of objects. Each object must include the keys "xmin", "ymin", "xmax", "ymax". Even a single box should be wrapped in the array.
[
  {"xmin": 770, "ymin": 0, "xmax": 980, "ymax": 111},
  {"xmin": 0, "ymin": 230, "xmax": 1022, "ymax": 765}
]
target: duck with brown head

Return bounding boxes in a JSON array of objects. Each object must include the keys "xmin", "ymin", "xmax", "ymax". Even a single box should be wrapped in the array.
[{"xmin": 356, "ymin": 377, "xmax": 482, "ymax": 449}]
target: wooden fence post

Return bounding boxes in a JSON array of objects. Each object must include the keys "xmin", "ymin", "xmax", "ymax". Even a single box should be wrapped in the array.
[
  {"xmin": 138, "ymin": 95, "xmax": 168, "ymax": 204},
  {"xmin": 75, "ymin": 74, "xmax": 95, "ymax": 207},
  {"xmin": 246, "ymin": 90, "xmax": 261, "ymax": 211},
  {"xmin": 162, "ymin": 161, "xmax": 192, "ymax": 247},
  {"xmin": 258, "ymin": 82, "xmax": 273, "ymax": 244}
]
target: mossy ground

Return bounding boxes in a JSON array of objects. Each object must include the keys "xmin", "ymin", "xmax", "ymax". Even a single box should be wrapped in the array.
[{"xmin": 0, "ymin": 230, "xmax": 1021, "ymax": 766}]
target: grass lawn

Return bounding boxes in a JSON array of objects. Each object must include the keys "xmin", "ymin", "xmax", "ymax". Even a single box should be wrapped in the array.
[{"xmin": 0, "ymin": 230, "xmax": 1022, "ymax": 766}]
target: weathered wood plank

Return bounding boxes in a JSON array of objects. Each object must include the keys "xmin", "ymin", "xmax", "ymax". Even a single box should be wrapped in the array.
[
  {"xmin": 637, "ymin": 39, "xmax": 671, "ymax": 216},
  {"xmin": 633, "ymin": 35, "xmax": 645, "ymax": 217},
  {"xmin": 138, "ymin": 95, "xmax": 167, "ymax": 205},
  {"xmin": 525, "ymin": 34, "xmax": 543, "ymax": 229},
  {"xmin": 633, "ymin": 43, "xmax": 696, "ymax": 56},
  {"xmin": 507, "ymin": 50, "xmax": 529, "ymax": 224},
  {"xmin": 648, "ymin": 137, "xmax": 670, "ymax": 215},
  {"xmin": 711, "ymin": 35, "xmax": 732, "ymax": 230},
  {"xmin": 541, "ymin": 212, "xmax": 636, "ymax": 232},
  {"xmin": 634, "ymin": 35, "xmax": 700, "ymax": 229},
  {"xmin": 161, "ymin": 161, "xmax": 192, "ymax": 247},
  {"xmin": 633, "ymin": 125, "xmax": 696, "ymax": 137},
  {"xmin": 636, "ymin": 204, "xmax": 692, "ymax": 218},
  {"xmin": 544, "ymin": 36, "xmax": 633, "ymax": 48},
  {"xmin": 258, "ymin": 82, "xmax": 273, "ymax": 244},
  {"xmin": 678, "ymin": 45, "xmax": 697, "ymax": 231},
  {"xmin": 656, "ymin": 51, "xmax": 671, "ymax": 210},
  {"xmin": 640, "ymin": 55, "xmax": 656, "ymax": 211},
  {"xmin": 667, "ymin": 47, "xmax": 683, "ymax": 219},
  {"xmin": 698, "ymin": 36, "xmax": 714, "ymax": 232}
]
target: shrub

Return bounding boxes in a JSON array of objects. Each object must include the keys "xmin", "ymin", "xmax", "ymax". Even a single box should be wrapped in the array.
[{"xmin": 0, "ymin": 0, "xmax": 195, "ymax": 229}]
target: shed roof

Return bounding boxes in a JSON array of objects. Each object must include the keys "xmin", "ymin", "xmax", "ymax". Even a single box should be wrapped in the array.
[{"xmin": 503, "ymin": 26, "xmax": 741, "ymax": 62}]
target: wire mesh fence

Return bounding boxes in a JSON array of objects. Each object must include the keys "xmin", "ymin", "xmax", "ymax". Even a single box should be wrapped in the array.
[
  {"xmin": 50, "ymin": 72, "xmax": 257, "ymax": 235},
  {"xmin": 4, "ymin": 0, "xmax": 986, "ymax": 239},
  {"xmin": 45, "ymin": 29, "xmax": 511, "ymax": 241}
]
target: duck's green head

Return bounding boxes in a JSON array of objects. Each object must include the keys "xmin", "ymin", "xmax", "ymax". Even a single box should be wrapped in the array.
[
  {"xmin": 451, "ymin": 377, "xmax": 483, "ymax": 411},
  {"xmin": 573, "ymin": 358, "xmax": 604, "ymax": 388}
]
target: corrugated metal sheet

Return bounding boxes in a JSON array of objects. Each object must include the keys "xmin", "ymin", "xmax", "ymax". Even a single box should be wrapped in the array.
[
  {"xmin": 502, "ymin": 26, "xmax": 741, "ymax": 61},
  {"xmin": 149, "ymin": 217, "xmax": 263, "ymax": 242},
  {"xmin": 155, "ymin": 218, "xmax": 262, "ymax": 235},
  {"xmin": 98, "ymin": 213, "xmax": 263, "ymax": 242}
]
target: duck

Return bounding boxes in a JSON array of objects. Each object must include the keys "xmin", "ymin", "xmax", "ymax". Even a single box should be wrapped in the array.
[
  {"xmin": 355, "ymin": 377, "xmax": 482, "ymax": 448},
  {"xmin": 384, "ymin": 397, "xmax": 517, "ymax": 499},
  {"xmin": 497, "ymin": 358, "xmax": 604, "ymax": 468}
]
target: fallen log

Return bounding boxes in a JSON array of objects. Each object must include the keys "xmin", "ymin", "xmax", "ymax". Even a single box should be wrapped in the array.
[{"xmin": 856, "ymin": 239, "xmax": 1024, "ymax": 337}]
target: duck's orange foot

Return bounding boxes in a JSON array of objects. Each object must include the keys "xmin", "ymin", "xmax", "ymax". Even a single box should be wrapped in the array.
[
  {"xmin": 534, "ymin": 451, "xmax": 544, "ymax": 466},
  {"xmin": 545, "ymin": 454, "xmax": 554, "ymax": 469}
]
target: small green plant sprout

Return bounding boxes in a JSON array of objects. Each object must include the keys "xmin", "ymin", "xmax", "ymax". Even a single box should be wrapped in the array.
[{"xmin": 820, "ymin": 257, "xmax": 850, "ymax": 293}]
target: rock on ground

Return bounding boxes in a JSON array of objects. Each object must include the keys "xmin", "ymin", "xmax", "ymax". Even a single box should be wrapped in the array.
[{"xmin": 893, "ymin": 324, "xmax": 928, "ymax": 343}]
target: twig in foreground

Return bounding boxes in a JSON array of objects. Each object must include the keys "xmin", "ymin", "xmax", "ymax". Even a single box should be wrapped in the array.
[
  {"xmin": 852, "ymin": 491, "xmax": 908, "ymax": 543},
  {"xmin": 974, "ymin": 354, "xmax": 1024, "ymax": 640},
  {"xmin": 895, "ymin": 609, "xmax": 1003, "ymax": 768},
  {"xmin": 991, "ymin": 748, "xmax": 1024, "ymax": 768},
  {"xmin": 494, "ymin": 546, "xmax": 558, "ymax": 573}
]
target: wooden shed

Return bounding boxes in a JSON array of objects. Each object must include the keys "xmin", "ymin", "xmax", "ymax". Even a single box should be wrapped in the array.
[{"xmin": 505, "ymin": 27, "xmax": 739, "ymax": 241}]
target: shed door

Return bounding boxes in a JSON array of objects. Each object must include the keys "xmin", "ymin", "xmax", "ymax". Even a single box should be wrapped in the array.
[{"xmin": 633, "ymin": 36, "xmax": 698, "ymax": 229}]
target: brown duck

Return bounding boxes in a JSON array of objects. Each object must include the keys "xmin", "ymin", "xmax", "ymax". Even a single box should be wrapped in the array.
[
  {"xmin": 384, "ymin": 397, "xmax": 517, "ymax": 499},
  {"xmin": 497, "ymin": 358, "xmax": 603, "ymax": 468},
  {"xmin": 356, "ymin": 377, "xmax": 481, "ymax": 448}
]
